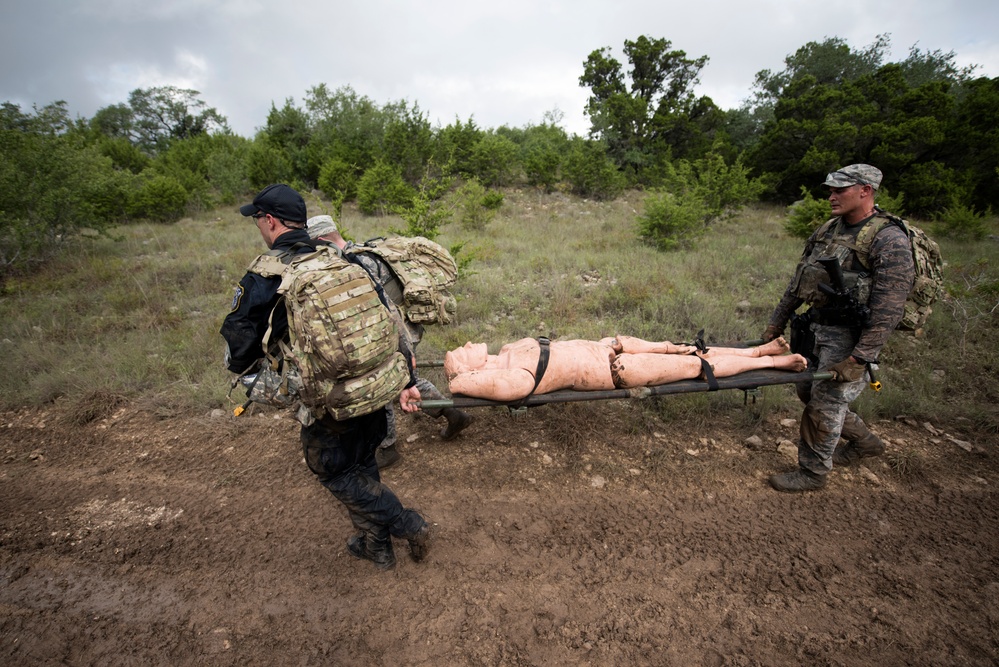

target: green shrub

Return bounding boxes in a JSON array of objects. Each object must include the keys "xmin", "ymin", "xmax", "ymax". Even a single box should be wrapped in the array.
[
  {"xmin": 784, "ymin": 186, "xmax": 832, "ymax": 238},
  {"xmin": 0, "ymin": 127, "xmax": 124, "ymax": 277},
  {"xmin": 318, "ymin": 158, "xmax": 359, "ymax": 201},
  {"xmin": 482, "ymin": 189, "xmax": 504, "ymax": 210},
  {"xmin": 933, "ymin": 204, "xmax": 990, "ymax": 240},
  {"xmin": 129, "ymin": 173, "xmax": 188, "ymax": 222},
  {"xmin": 896, "ymin": 161, "xmax": 965, "ymax": 216},
  {"xmin": 245, "ymin": 141, "xmax": 294, "ymax": 190},
  {"xmin": 390, "ymin": 169, "xmax": 453, "ymax": 238},
  {"xmin": 357, "ymin": 161, "xmax": 414, "ymax": 215},
  {"xmin": 563, "ymin": 138, "xmax": 625, "ymax": 200},
  {"xmin": 203, "ymin": 137, "xmax": 250, "ymax": 205},
  {"xmin": 454, "ymin": 179, "xmax": 497, "ymax": 231},
  {"xmin": 97, "ymin": 136, "xmax": 150, "ymax": 174},
  {"xmin": 689, "ymin": 153, "xmax": 764, "ymax": 215},
  {"xmin": 469, "ymin": 133, "xmax": 519, "ymax": 186},
  {"xmin": 874, "ymin": 188, "xmax": 905, "ymax": 217},
  {"xmin": 522, "ymin": 137, "xmax": 563, "ymax": 192},
  {"xmin": 637, "ymin": 189, "xmax": 711, "ymax": 251}
]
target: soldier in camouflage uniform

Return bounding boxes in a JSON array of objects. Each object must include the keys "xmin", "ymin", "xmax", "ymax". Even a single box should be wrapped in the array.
[
  {"xmin": 762, "ymin": 165, "xmax": 915, "ymax": 492},
  {"xmin": 221, "ymin": 186, "xmax": 432, "ymax": 570},
  {"xmin": 308, "ymin": 216, "xmax": 473, "ymax": 470}
]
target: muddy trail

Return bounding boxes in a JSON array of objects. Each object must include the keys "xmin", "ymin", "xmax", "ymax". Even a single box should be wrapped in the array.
[{"xmin": 1, "ymin": 395, "xmax": 997, "ymax": 666}]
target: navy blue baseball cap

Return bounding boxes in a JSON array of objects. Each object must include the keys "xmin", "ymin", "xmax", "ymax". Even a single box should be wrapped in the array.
[{"xmin": 240, "ymin": 184, "xmax": 307, "ymax": 222}]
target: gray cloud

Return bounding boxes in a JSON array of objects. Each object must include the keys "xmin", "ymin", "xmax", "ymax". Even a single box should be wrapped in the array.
[{"xmin": 2, "ymin": 0, "xmax": 996, "ymax": 138}]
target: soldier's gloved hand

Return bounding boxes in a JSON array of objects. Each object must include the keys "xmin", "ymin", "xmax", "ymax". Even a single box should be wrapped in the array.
[
  {"xmin": 761, "ymin": 325, "xmax": 783, "ymax": 343},
  {"xmin": 828, "ymin": 357, "xmax": 866, "ymax": 382}
]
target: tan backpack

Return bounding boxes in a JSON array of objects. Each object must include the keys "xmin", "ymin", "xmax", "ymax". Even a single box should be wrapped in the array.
[
  {"xmin": 247, "ymin": 245, "xmax": 409, "ymax": 420},
  {"xmin": 348, "ymin": 236, "xmax": 458, "ymax": 325},
  {"xmin": 813, "ymin": 210, "xmax": 944, "ymax": 332}
]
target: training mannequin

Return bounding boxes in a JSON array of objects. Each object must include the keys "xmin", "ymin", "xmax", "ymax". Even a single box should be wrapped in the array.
[{"xmin": 444, "ymin": 336, "xmax": 808, "ymax": 401}]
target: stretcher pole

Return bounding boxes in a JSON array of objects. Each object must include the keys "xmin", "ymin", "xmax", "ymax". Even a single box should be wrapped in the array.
[{"xmin": 418, "ymin": 370, "xmax": 833, "ymax": 410}]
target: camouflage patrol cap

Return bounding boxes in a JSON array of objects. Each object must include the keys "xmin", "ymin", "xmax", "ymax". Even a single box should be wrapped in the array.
[
  {"xmin": 823, "ymin": 164, "xmax": 882, "ymax": 190},
  {"xmin": 307, "ymin": 215, "xmax": 337, "ymax": 239}
]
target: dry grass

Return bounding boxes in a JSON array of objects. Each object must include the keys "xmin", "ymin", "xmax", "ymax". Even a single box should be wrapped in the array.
[{"xmin": 0, "ymin": 187, "xmax": 996, "ymax": 443}]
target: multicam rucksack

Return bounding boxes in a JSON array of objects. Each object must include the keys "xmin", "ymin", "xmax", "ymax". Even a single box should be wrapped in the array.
[
  {"xmin": 859, "ymin": 210, "xmax": 944, "ymax": 332},
  {"xmin": 812, "ymin": 209, "xmax": 944, "ymax": 332},
  {"xmin": 246, "ymin": 245, "xmax": 410, "ymax": 420},
  {"xmin": 348, "ymin": 236, "xmax": 458, "ymax": 325}
]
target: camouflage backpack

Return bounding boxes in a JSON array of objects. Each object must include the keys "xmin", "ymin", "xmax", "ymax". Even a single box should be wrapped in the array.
[
  {"xmin": 246, "ymin": 245, "xmax": 410, "ymax": 420},
  {"xmin": 348, "ymin": 236, "xmax": 458, "ymax": 325},
  {"xmin": 816, "ymin": 209, "xmax": 944, "ymax": 332}
]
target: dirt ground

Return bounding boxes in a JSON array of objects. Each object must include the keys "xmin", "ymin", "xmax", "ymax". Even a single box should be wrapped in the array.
[{"xmin": 2, "ymin": 385, "xmax": 998, "ymax": 666}]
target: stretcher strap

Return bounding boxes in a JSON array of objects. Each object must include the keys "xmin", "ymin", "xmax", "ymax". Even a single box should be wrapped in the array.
[
  {"xmin": 508, "ymin": 337, "xmax": 550, "ymax": 408},
  {"xmin": 698, "ymin": 356, "xmax": 719, "ymax": 391}
]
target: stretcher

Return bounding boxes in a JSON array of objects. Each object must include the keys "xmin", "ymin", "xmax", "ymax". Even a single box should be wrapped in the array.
[{"xmin": 418, "ymin": 369, "xmax": 833, "ymax": 411}]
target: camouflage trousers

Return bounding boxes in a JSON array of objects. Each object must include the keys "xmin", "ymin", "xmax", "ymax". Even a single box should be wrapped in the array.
[
  {"xmin": 797, "ymin": 324, "xmax": 870, "ymax": 476},
  {"xmin": 379, "ymin": 376, "xmax": 446, "ymax": 450}
]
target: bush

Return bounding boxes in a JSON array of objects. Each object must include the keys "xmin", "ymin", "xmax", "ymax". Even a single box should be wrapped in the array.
[
  {"xmin": 0, "ymin": 128, "xmax": 125, "ymax": 277},
  {"xmin": 469, "ymin": 133, "xmax": 520, "ymax": 187},
  {"xmin": 128, "ymin": 173, "xmax": 188, "ymax": 222},
  {"xmin": 454, "ymin": 179, "xmax": 498, "ymax": 231},
  {"xmin": 522, "ymin": 141, "xmax": 562, "ymax": 192},
  {"xmin": 318, "ymin": 158, "xmax": 359, "ymax": 201},
  {"xmin": 896, "ymin": 161, "xmax": 965, "ymax": 216},
  {"xmin": 691, "ymin": 153, "xmax": 766, "ymax": 216},
  {"xmin": 357, "ymin": 161, "xmax": 415, "ymax": 216},
  {"xmin": 245, "ymin": 141, "xmax": 294, "ymax": 191},
  {"xmin": 637, "ymin": 189, "xmax": 712, "ymax": 251},
  {"xmin": 203, "ymin": 136, "xmax": 251, "ymax": 205},
  {"xmin": 563, "ymin": 138, "xmax": 625, "ymax": 200},
  {"xmin": 874, "ymin": 188, "xmax": 905, "ymax": 217},
  {"xmin": 934, "ymin": 204, "xmax": 990, "ymax": 240},
  {"xmin": 482, "ymin": 189, "xmax": 504, "ymax": 210},
  {"xmin": 784, "ymin": 186, "xmax": 832, "ymax": 238}
]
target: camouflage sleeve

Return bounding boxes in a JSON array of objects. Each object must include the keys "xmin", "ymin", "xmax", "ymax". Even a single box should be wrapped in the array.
[
  {"xmin": 354, "ymin": 252, "xmax": 396, "ymax": 291},
  {"xmin": 853, "ymin": 225, "xmax": 915, "ymax": 361}
]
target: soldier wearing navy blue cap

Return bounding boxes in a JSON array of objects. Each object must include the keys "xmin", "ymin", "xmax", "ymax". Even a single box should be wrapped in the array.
[{"xmin": 221, "ymin": 184, "xmax": 432, "ymax": 570}]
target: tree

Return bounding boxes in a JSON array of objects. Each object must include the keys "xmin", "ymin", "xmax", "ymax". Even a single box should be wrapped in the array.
[
  {"xmin": 752, "ymin": 35, "xmax": 890, "ymax": 110},
  {"xmin": 433, "ymin": 117, "xmax": 483, "ymax": 177},
  {"xmin": 305, "ymin": 84, "xmax": 389, "ymax": 181},
  {"xmin": 521, "ymin": 122, "xmax": 569, "ymax": 192},
  {"xmin": 121, "ymin": 86, "xmax": 227, "ymax": 154},
  {"xmin": 942, "ymin": 76, "xmax": 999, "ymax": 210},
  {"xmin": 382, "ymin": 101, "xmax": 434, "ymax": 185},
  {"xmin": 579, "ymin": 35, "xmax": 715, "ymax": 177},
  {"xmin": 261, "ymin": 98, "xmax": 311, "ymax": 182},
  {"xmin": 0, "ymin": 103, "xmax": 129, "ymax": 278},
  {"xmin": 744, "ymin": 56, "xmax": 987, "ymax": 214},
  {"xmin": 469, "ymin": 133, "xmax": 520, "ymax": 187}
]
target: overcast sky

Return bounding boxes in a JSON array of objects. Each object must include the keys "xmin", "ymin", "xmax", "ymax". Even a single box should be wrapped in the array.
[{"xmin": 2, "ymin": 0, "xmax": 997, "ymax": 138}]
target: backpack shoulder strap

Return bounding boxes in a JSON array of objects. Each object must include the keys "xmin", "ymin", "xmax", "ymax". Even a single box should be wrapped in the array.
[
  {"xmin": 814, "ymin": 217, "xmax": 839, "ymax": 239},
  {"xmin": 853, "ymin": 210, "xmax": 910, "ymax": 270},
  {"xmin": 247, "ymin": 244, "xmax": 317, "ymax": 277}
]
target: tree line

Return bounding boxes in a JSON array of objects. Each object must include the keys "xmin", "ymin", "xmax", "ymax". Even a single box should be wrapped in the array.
[{"xmin": 1, "ymin": 33, "xmax": 996, "ymax": 279}]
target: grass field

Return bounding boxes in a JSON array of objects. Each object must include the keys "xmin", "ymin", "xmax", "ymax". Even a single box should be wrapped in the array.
[{"xmin": 2, "ymin": 188, "xmax": 997, "ymax": 435}]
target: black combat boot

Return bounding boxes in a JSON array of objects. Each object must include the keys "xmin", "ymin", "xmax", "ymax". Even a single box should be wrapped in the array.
[
  {"xmin": 440, "ymin": 408, "xmax": 473, "ymax": 441},
  {"xmin": 346, "ymin": 532, "xmax": 396, "ymax": 570},
  {"xmin": 769, "ymin": 468, "xmax": 827, "ymax": 492},
  {"xmin": 832, "ymin": 432, "xmax": 886, "ymax": 466},
  {"xmin": 408, "ymin": 522, "xmax": 434, "ymax": 563},
  {"xmin": 375, "ymin": 444, "xmax": 402, "ymax": 469}
]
